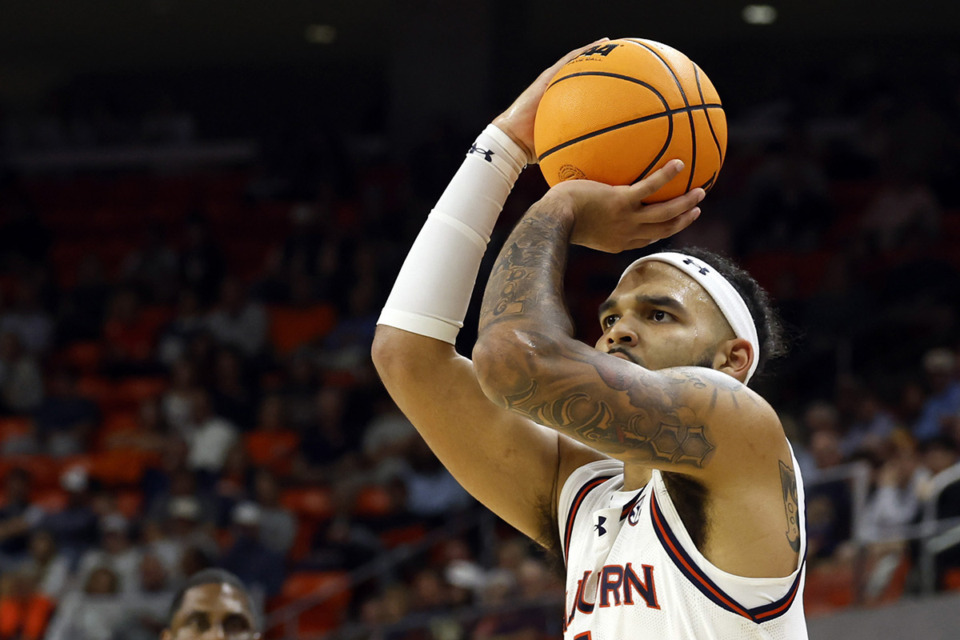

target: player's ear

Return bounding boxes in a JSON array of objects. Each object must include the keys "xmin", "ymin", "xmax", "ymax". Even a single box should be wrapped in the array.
[
  {"xmin": 712, "ymin": 337, "xmax": 753, "ymax": 383},
  {"xmin": 160, "ymin": 630, "xmax": 173, "ymax": 640}
]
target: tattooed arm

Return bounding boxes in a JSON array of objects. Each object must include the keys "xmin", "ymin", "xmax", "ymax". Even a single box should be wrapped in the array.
[
  {"xmin": 473, "ymin": 173, "xmax": 803, "ymax": 576},
  {"xmin": 473, "ymin": 173, "xmax": 782, "ymax": 477}
]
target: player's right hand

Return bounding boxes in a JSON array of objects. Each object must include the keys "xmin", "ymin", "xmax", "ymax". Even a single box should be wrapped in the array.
[
  {"xmin": 544, "ymin": 160, "xmax": 705, "ymax": 253},
  {"xmin": 493, "ymin": 38, "xmax": 610, "ymax": 164}
]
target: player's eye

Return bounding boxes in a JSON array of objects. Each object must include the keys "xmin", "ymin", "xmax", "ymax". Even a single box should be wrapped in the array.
[
  {"xmin": 601, "ymin": 314, "xmax": 620, "ymax": 329},
  {"xmin": 185, "ymin": 614, "xmax": 210, "ymax": 632},
  {"xmin": 651, "ymin": 310, "xmax": 671, "ymax": 322},
  {"xmin": 223, "ymin": 614, "xmax": 252, "ymax": 637}
]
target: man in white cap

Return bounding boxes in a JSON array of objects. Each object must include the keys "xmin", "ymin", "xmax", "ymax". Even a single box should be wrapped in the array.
[{"xmin": 373, "ymin": 41, "xmax": 806, "ymax": 639}]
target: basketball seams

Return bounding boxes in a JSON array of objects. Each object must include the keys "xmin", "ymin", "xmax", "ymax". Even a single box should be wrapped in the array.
[
  {"xmin": 537, "ymin": 104, "xmax": 721, "ymax": 162},
  {"xmin": 626, "ymin": 39, "xmax": 698, "ymax": 193},
  {"xmin": 693, "ymin": 65, "xmax": 725, "ymax": 178}
]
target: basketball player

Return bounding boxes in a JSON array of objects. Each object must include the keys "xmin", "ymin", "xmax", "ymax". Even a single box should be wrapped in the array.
[
  {"xmin": 162, "ymin": 569, "xmax": 260, "ymax": 640},
  {"xmin": 373, "ymin": 40, "xmax": 807, "ymax": 639}
]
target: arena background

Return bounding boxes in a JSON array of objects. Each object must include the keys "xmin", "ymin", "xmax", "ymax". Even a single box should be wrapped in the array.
[{"xmin": 1, "ymin": 1, "xmax": 959, "ymax": 638}]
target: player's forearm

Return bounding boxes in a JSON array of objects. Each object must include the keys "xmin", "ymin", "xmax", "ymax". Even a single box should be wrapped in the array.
[
  {"xmin": 475, "ymin": 199, "xmax": 582, "ymax": 401},
  {"xmin": 478, "ymin": 199, "xmax": 576, "ymax": 337}
]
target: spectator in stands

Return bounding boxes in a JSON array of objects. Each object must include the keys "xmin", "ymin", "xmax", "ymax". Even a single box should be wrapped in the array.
[
  {"xmin": 105, "ymin": 397, "xmax": 170, "ymax": 454},
  {"xmin": 160, "ymin": 359, "xmax": 201, "ymax": 433},
  {"xmin": 31, "ymin": 365, "xmax": 99, "ymax": 457},
  {"xmin": 121, "ymin": 221, "xmax": 180, "ymax": 305},
  {"xmin": 209, "ymin": 346, "xmax": 257, "ymax": 431},
  {"xmin": 205, "ymin": 277, "xmax": 268, "ymax": 361},
  {"xmin": 249, "ymin": 468, "xmax": 295, "ymax": 557},
  {"xmin": 243, "ymin": 394, "xmax": 300, "ymax": 476},
  {"xmin": 45, "ymin": 566, "xmax": 125, "ymax": 640},
  {"xmin": 178, "ymin": 215, "xmax": 225, "ymax": 305},
  {"xmin": 919, "ymin": 435, "xmax": 960, "ymax": 480},
  {"xmin": 858, "ymin": 432, "xmax": 928, "ymax": 542},
  {"xmin": 57, "ymin": 254, "xmax": 111, "ymax": 343},
  {"xmin": 221, "ymin": 502, "xmax": 285, "ymax": 599},
  {"xmin": 318, "ymin": 277, "xmax": 380, "ymax": 383},
  {"xmin": 913, "ymin": 347, "xmax": 960, "ymax": 442},
  {"xmin": 39, "ymin": 467, "xmax": 98, "ymax": 564},
  {"xmin": 276, "ymin": 351, "xmax": 319, "ymax": 431},
  {"xmin": 0, "ymin": 277, "xmax": 53, "ymax": 355},
  {"xmin": 0, "ymin": 331, "xmax": 43, "ymax": 415},
  {"xmin": 0, "ymin": 529, "xmax": 69, "ymax": 640},
  {"xmin": 156, "ymin": 289, "xmax": 206, "ymax": 367},
  {"xmin": 740, "ymin": 125, "xmax": 834, "ymax": 252},
  {"xmin": 101, "ymin": 288, "xmax": 162, "ymax": 377},
  {"xmin": 212, "ymin": 443, "xmax": 254, "ymax": 526},
  {"xmin": 0, "ymin": 468, "xmax": 42, "ymax": 570},
  {"xmin": 408, "ymin": 567, "xmax": 452, "ymax": 614},
  {"xmin": 75, "ymin": 514, "xmax": 143, "ymax": 594},
  {"xmin": 182, "ymin": 389, "xmax": 239, "ymax": 477},
  {"xmin": 267, "ymin": 273, "xmax": 337, "ymax": 357},
  {"xmin": 294, "ymin": 386, "xmax": 361, "ymax": 484},
  {"xmin": 0, "ymin": 204, "xmax": 50, "ymax": 269},
  {"xmin": 859, "ymin": 157, "xmax": 941, "ymax": 253},
  {"xmin": 306, "ymin": 510, "xmax": 383, "ymax": 572},
  {"xmin": 146, "ymin": 468, "xmax": 217, "ymax": 529},
  {"xmin": 840, "ymin": 388, "xmax": 898, "ymax": 458},
  {"xmin": 112, "ymin": 553, "xmax": 175, "ymax": 640},
  {"xmin": 805, "ymin": 429, "xmax": 853, "ymax": 562},
  {"xmin": 147, "ymin": 497, "xmax": 220, "ymax": 578},
  {"xmin": 361, "ymin": 394, "xmax": 419, "ymax": 484},
  {"xmin": 397, "ymin": 438, "xmax": 473, "ymax": 523}
]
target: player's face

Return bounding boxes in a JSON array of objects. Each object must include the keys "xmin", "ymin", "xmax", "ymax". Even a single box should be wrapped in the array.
[
  {"xmin": 162, "ymin": 583, "xmax": 260, "ymax": 640},
  {"xmin": 594, "ymin": 261, "xmax": 734, "ymax": 371}
]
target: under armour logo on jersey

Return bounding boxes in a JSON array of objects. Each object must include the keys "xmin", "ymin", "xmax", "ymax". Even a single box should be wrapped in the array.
[
  {"xmin": 469, "ymin": 144, "xmax": 494, "ymax": 162},
  {"xmin": 594, "ymin": 515, "xmax": 607, "ymax": 537},
  {"xmin": 683, "ymin": 258, "xmax": 710, "ymax": 275}
]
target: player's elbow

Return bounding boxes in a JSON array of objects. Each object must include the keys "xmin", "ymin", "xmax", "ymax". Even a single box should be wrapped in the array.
[
  {"xmin": 371, "ymin": 324, "xmax": 455, "ymax": 388},
  {"xmin": 473, "ymin": 325, "xmax": 545, "ymax": 406},
  {"xmin": 371, "ymin": 325, "xmax": 419, "ymax": 386}
]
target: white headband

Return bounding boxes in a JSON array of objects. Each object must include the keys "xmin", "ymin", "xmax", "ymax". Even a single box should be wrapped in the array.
[{"xmin": 618, "ymin": 252, "xmax": 760, "ymax": 382}]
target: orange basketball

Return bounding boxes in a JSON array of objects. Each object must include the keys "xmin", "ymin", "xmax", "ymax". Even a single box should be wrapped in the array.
[{"xmin": 534, "ymin": 38, "xmax": 726, "ymax": 202}]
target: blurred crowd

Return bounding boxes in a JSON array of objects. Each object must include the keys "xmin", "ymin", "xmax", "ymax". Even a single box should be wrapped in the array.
[{"xmin": 1, "ymin": 40, "xmax": 960, "ymax": 640}]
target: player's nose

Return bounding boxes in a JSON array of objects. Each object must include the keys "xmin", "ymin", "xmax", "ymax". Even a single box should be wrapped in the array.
[{"xmin": 606, "ymin": 319, "xmax": 638, "ymax": 346}]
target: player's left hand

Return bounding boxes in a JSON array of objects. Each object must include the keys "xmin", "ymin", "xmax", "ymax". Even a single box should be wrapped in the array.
[{"xmin": 544, "ymin": 160, "xmax": 705, "ymax": 253}]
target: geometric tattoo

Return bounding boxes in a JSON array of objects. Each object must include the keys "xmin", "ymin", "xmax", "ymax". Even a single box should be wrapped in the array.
[{"xmin": 779, "ymin": 460, "xmax": 801, "ymax": 553}]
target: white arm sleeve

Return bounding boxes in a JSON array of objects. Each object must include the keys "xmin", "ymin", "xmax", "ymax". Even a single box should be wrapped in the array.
[{"xmin": 377, "ymin": 124, "xmax": 528, "ymax": 344}]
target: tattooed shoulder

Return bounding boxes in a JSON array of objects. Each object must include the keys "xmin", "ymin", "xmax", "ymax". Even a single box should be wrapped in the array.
[{"xmin": 779, "ymin": 460, "xmax": 801, "ymax": 553}]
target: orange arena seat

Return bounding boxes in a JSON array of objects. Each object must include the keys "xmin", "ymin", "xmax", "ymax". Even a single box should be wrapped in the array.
[
  {"xmin": 280, "ymin": 487, "xmax": 335, "ymax": 522},
  {"xmin": 271, "ymin": 571, "xmax": 351, "ymax": 635},
  {"xmin": 267, "ymin": 304, "xmax": 337, "ymax": 356}
]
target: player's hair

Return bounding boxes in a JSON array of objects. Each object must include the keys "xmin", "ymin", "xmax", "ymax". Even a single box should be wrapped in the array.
[
  {"xmin": 166, "ymin": 568, "xmax": 256, "ymax": 627},
  {"xmin": 676, "ymin": 246, "xmax": 787, "ymax": 383}
]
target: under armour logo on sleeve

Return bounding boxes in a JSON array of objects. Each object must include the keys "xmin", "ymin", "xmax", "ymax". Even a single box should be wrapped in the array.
[{"xmin": 469, "ymin": 144, "xmax": 495, "ymax": 162}]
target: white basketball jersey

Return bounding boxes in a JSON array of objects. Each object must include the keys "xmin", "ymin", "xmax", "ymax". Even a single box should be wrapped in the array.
[{"xmin": 558, "ymin": 455, "xmax": 808, "ymax": 640}]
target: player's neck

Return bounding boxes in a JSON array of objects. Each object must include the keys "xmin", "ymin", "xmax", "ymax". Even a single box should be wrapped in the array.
[{"xmin": 623, "ymin": 464, "xmax": 653, "ymax": 491}]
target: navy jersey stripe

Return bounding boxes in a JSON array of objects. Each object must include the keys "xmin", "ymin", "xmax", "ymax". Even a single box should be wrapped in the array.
[
  {"xmin": 563, "ymin": 477, "xmax": 612, "ymax": 565},
  {"xmin": 651, "ymin": 492, "xmax": 804, "ymax": 623}
]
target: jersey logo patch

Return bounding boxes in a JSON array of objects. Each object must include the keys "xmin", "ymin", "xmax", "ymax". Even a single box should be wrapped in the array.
[{"xmin": 627, "ymin": 497, "xmax": 645, "ymax": 526}]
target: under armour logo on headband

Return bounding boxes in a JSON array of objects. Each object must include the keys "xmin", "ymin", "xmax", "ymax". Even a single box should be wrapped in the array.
[{"xmin": 682, "ymin": 258, "xmax": 710, "ymax": 275}]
